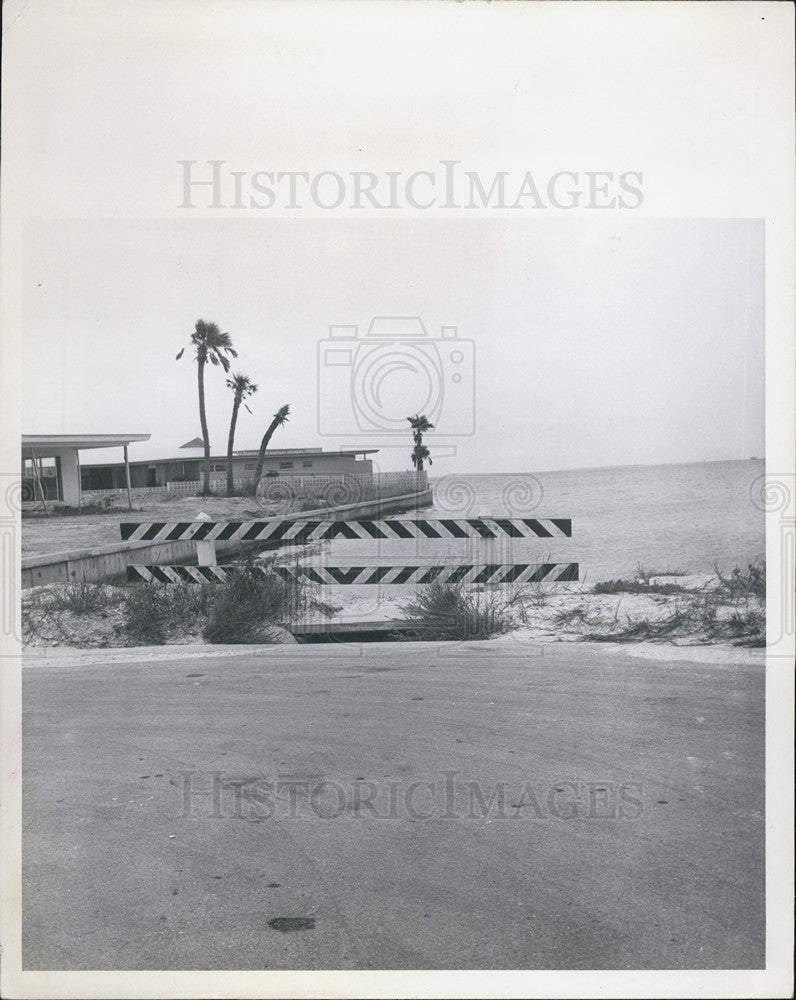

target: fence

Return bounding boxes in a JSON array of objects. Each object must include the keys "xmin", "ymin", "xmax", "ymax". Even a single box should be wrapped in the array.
[
  {"xmin": 173, "ymin": 470, "xmax": 425, "ymax": 495},
  {"xmin": 81, "ymin": 486, "xmax": 170, "ymax": 505}
]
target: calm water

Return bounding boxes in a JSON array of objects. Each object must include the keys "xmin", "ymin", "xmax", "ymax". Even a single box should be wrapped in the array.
[{"xmin": 426, "ymin": 460, "xmax": 765, "ymax": 583}]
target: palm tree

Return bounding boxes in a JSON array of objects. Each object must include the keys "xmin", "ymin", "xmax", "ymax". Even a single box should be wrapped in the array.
[
  {"xmin": 251, "ymin": 404, "xmax": 291, "ymax": 494},
  {"xmin": 176, "ymin": 319, "xmax": 237, "ymax": 494},
  {"xmin": 411, "ymin": 442, "xmax": 432, "ymax": 472},
  {"xmin": 225, "ymin": 373, "xmax": 258, "ymax": 496},
  {"xmin": 407, "ymin": 413, "xmax": 434, "ymax": 472}
]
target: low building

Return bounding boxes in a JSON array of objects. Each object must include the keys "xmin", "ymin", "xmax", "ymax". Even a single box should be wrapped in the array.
[
  {"xmin": 80, "ymin": 447, "xmax": 378, "ymax": 491},
  {"xmin": 22, "ymin": 434, "xmax": 151, "ymax": 506}
]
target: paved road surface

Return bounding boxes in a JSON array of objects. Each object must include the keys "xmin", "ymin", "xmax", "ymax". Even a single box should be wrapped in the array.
[{"xmin": 22, "ymin": 640, "xmax": 764, "ymax": 970}]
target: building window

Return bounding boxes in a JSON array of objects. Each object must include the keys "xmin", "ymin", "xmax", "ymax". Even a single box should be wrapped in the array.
[
  {"xmin": 244, "ymin": 463, "xmax": 255, "ymax": 471},
  {"xmin": 22, "ymin": 456, "xmax": 62, "ymax": 501},
  {"xmin": 302, "ymin": 460, "xmax": 313, "ymax": 468},
  {"xmin": 210, "ymin": 463, "xmax": 226, "ymax": 473},
  {"xmin": 279, "ymin": 461, "xmax": 294, "ymax": 469}
]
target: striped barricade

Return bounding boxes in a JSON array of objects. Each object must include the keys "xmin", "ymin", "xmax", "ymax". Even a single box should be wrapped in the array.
[
  {"xmin": 122, "ymin": 515, "xmax": 578, "ymax": 586},
  {"xmin": 120, "ymin": 517, "xmax": 572, "ymax": 543},
  {"xmin": 127, "ymin": 561, "xmax": 579, "ymax": 586}
]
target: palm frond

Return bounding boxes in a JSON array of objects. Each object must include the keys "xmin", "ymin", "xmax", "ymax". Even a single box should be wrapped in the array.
[
  {"xmin": 191, "ymin": 320, "xmax": 237, "ymax": 364},
  {"xmin": 226, "ymin": 373, "xmax": 259, "ymax": 398},
  {"xmin": 407, "ymin": 413, "xmax": 434, "ymax": 432}
]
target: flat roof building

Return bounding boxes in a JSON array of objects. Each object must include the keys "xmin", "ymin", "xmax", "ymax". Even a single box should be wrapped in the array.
[
  {"xmin": 80, "ymin": 447, "xmax": 378, "ymax": 492},
  {"xmin": 22, "ymin": 434, "xmax": 151, "ymax": 507}
]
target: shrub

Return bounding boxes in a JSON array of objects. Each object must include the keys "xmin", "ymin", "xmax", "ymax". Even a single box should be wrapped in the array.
[
  {"xmin": 201, "ymin": 562, "xmax": 309, "ymax": 644},
  {"xmin": 122, "ymin": 585, "xmax": 170, "ymax": 644},
  {"xmin": 122, "ymin": 582, "xmax": 211, "ymax": 645},
  {"xmin": 711, "ymin": 608, "xmax": 765, "ymax": 646},
  {"xmin": 50, "ymin": 581, "xmax": 120, "ymax": 614},
  {"xmin": 714, "ymin": 560, "xmax": 766, "ymax": 601},
  {"xmin": 397, "ymin": 581, "xmax": 512, "ymax": 641}
]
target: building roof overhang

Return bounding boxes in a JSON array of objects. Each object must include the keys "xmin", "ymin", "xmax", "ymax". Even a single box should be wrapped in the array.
[
  {"xmin": 22, "ymin": 434, "xmax": 151, "ymax": 454},
  {"xmin": 81, "ymin": 446, "xmax": 378, "ymax": 468}
]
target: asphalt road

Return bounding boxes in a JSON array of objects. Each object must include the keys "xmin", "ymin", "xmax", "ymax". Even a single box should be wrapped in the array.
[{"xmin": 22, "ymin": 640, "xmax": 764, "ymax": 970}]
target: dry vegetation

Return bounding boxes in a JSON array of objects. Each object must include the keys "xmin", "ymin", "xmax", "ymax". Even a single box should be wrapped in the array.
[
  {"xmin": 22, "ymin": 562, "xmax": 766, "ymax": 651},
  {"xmin": 22, "ymin": 554, "xmax": 340, "ymax": 648}
]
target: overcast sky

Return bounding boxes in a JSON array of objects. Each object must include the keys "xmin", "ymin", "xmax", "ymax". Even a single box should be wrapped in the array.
[
  {"xmin": 23, "ymin": 217, "xmax": 763, "ymax": 474},
  {"xmin": 8, "ymin": 2, "xmax": 771, "ymax": 476}
]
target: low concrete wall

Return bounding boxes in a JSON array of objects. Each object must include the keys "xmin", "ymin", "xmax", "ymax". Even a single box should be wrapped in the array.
[
  {"xmin": 22, "ymin": 538, "xmax": 244, "ymax": 588},
  {"xmin": 295, "ymin": 488, "xmax": 433, "ymax": 521},
  {"xmin": 21, "ymin": 488, "xmax": 432, "ymax": 588}
]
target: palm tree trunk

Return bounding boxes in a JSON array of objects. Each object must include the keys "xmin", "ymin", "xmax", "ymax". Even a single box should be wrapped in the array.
[
  {"xmin": 251, "ymin": 415, "xmax": 284, "ymax": 494},
  {"xmin": 226, "ymin": 397, "xmax": 241, "ymax": 496},
  {"xmin": 197, "ymin": 359, "xmax": 211, "ymax": 494}
]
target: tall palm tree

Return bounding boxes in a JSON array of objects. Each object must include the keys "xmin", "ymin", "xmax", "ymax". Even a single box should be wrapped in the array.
[
  {"xmin": 225, "ymin": 373, "xmax": 258, "ymax": 496},
  {"xmin": 251, "ymin": 404, "xmax": 291, "ymax": 494},
  {"xmin": 176, "ymin": 319, "xmax": 237, "ymax": 494},
  {"xmin": 407, "ymin": 413, "xmax": 434, "ymax": 472}
]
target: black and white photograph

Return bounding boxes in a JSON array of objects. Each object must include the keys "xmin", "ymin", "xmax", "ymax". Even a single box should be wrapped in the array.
[{"xmin": 1, "ymin": 3, "xmax": 793, "ymax": 998}]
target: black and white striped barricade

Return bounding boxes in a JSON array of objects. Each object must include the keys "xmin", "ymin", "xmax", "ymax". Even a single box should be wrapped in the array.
[
  {"xmin": 126, "ymin": 561, "xmax": 579, "ymax": 586},
  {"xmin": 120, "ymin": 516, "xmax": 573, "ymax": 564},
  {"xmin": 121, "ymin": 516, "xmax": 577, "ymax": 583}
]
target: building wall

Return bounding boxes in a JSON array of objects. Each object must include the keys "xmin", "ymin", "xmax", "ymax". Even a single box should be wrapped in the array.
[
  {"xmin": 228, "ymin": 454, "xmax": 373, "ymax": 478},
  {"xmin": 82, "ymin": 453, "xmax": 374, "ymax": 486}
]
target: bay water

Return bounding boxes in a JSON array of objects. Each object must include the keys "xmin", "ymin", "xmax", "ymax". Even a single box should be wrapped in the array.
[{"xmin": 425, "ymin": 459, "xmax": 765, "ymax": 584}]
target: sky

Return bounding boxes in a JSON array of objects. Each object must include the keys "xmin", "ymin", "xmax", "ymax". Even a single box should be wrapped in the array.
[
  {"xmin": 22, "ymin": 217, "xmax": 764, "ymax": 474},
  {"xmin": 6, "ymin": 1, "xmax": 778, "ymax": 478}
]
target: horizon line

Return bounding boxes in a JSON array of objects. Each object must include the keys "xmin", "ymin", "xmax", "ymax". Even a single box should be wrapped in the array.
[{"xmin": 426, "ymin": 456, "xmax": 764, "ymax": 478}]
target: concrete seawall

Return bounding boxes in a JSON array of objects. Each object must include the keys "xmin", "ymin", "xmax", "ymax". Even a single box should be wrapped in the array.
[
  {"xmin": 21, "ymin": 488, "xmax": 432, "ymax": 588},
  {"xmin": 293, "ymin": 488, "xmax": 432, "ymax": 522},
  {"xmin": 22, "ymin": 537, "xmax": 246, "ymax": 588}
]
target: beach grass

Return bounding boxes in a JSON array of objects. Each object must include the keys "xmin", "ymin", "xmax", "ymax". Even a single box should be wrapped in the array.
[
  {"xmin": 201, "ymin": 559, "xmax": 310, "ymax": 644},
  {"xmin": 397, "ymin": 581, "xmax": 513, "ymax": 641},
  {"xmin": 593, "ymin": 579, "xmax": 690, "ymax": 596},
  {"xmin": 634, "ymin": 563, "xmax": 688, "ymax": 583},
  {"xmin": 21, "ymin": 561, "xmax": 767, "ymax": 650},
  {"xmin": 122, "ymin": 582, "xmax": 214, "ymax": 645},
  {"xmin": 580, "ymin": 571, "xmax": 765, "ymax": 647}
]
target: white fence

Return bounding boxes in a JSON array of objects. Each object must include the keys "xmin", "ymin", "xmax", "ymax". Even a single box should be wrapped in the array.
[
  {"xmin": 81, "ymin": 486, "xmax": 170, "ymax": 504},
  {"xmin": 83, "ymin": 471, "xmax": 427, "ymax": 504},
  {"xmin": 168, "ymin": 471, "xmax": 425, "ymax": 496}
]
